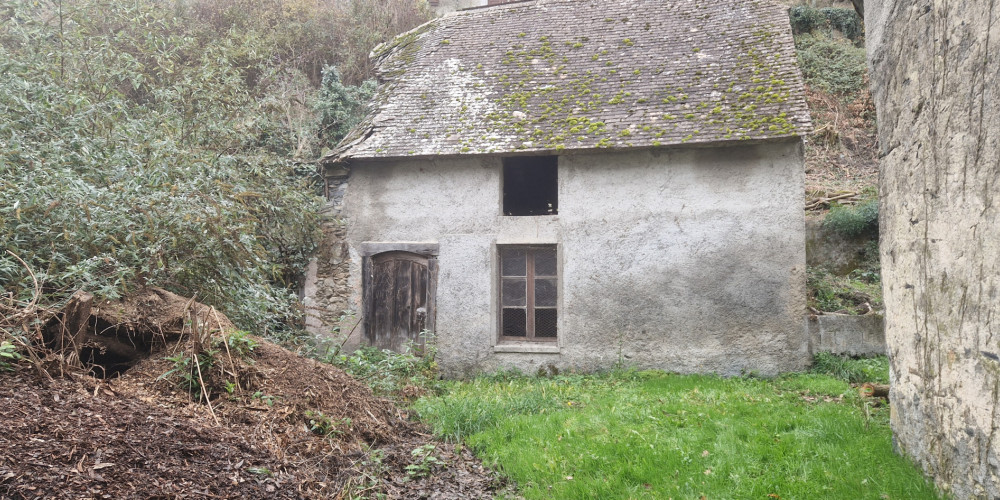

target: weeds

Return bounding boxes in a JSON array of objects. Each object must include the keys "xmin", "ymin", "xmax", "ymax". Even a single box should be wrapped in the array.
[
  {"xmin": 795, "ymin": 33, "xmax": 868, "ymax": 95},
  {"xmin": 305, "ymin": 410, "xmax": 352, "ymax": 438},
  {"xmin": 808, "ymin": 266, "xmax": 882, "ymax": 313},
  {"xmin": 811, "ymin": 352, "xmax": 889, "ymax": 384},
  {"xmin": 159, "ymin": 351, "xmax": 216, "ymax": 395},
  {"xmin": 405, "ymin": 444, "xmax": 444, "ymax": 479},
  {"xmin": 322, "ymin": 331, "xmax": 439, "ymax": 398},
  {"xmin": 789, "ymin": 6, "xmax": 864, "ymax": 42}
]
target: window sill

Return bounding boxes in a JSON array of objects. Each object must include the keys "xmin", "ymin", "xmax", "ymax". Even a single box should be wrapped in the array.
[{"xmin": 493, "ymin": 343, "xmax": 560, "ymax": 354}]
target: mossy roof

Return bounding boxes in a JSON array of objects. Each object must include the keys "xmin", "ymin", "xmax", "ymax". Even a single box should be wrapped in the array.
[{"xmin": 328, "ymin": 0, "xmax": 811, "ymax": 161}]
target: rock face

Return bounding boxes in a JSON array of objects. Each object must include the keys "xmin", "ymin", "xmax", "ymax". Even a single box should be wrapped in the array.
[{"xmin": 868, "ymin": 3, "xmax": 1000, "ymax": 498}]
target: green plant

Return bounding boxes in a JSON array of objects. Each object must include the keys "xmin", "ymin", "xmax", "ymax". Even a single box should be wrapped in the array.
[
  {"xmin": 811, "ymin": 352, "xmax": 889, "ymax": 384},
  {"xmin": 323, "ymin": 331, "xmax": 439, "ymax": 397},
  {"xmin": 220, "ymin": 331, "xmax": 259, "ymax": 358},
  {"xmin": 788, "ymin": 5, "xmax": 828, "ymax": 35},
  {"xmin": 824, "ymin": 199, "xmax": 879, "ymax": 237},
  {"xmin": 305, "ymin": 410, "xmax": 351, "ymax": 437},
  {"xmin": 159, "ymin": 348, "xmax": 219, "ymax": 396},
  {"xmin": 807, "ymin": 266, "xmax": 882, "ymax": 314},
  {"xmin": 0, "ymin": 0, "xmax": 429, "ymax": 340},
  {"xmin": 795, "ymin": 33, "xmax": 868, "ymax": 95},
  {"xmin": 252, "ymin": 390, "xmax": 277, "ymax": 407},
  {"xmin": 0, "ymin": 341, "xmax": 24, "ymax": 372},
  {"xmin": 315, "ymin": 67, "xmax": 376, "ymax": 148},
  {"xmin": 405, "ymin": 444, "xmax": 444, "ymax": 479},
  {"xmin": 789, "ymin": 6, "xmax": 863, "ymax": 42}
]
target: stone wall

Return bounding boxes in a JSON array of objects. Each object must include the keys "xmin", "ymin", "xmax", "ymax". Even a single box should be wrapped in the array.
[
  {"xmin": 302, "ymin": 170, "xmax": 355, "ymax": 341},
  {"xmin": 869, "ymin": 2, "xmax": 1000, "ymax": 498},
  {"xmin": 807, "ymin": 313, "xmax": 884, "ymax": 357},
  {"xmin": 805, "ymin": 215, "xmax": 875, "ymax": 276},
  {"xmin": 340, "ymin": 140, "xmax": 808, "ymax": 377}
]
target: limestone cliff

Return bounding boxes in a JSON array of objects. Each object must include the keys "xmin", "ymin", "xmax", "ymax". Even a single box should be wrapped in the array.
[{"xmin": 868, "ymin": 1, "xmax": 1000, "ymax": 497}]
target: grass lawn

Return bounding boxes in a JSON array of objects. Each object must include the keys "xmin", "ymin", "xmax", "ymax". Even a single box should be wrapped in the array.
[{"xmin": 413, "ymin": 358, "xmax": 941, "ymax": 499}]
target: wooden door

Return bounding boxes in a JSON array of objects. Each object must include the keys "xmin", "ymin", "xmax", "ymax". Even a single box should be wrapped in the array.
[{"xmin": 365, "ymin": 251, "xmax": 434, "ymax": 352}]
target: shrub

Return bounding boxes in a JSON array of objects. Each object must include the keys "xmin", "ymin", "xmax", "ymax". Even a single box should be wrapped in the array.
[
  {"xmin": 789, "ymin": 6, "xmax": 863, "ymax": 42},
  {"xmin": 0, "ymin": 0, "xmax": 425, "ymax": 337},
  {"xmin": 789, "ymin": 5, "xmax": 828, "ymax": 35},
  {"xmin": 823, "ymin": 199, "xmax": 879, "ymax": 237},
  {"xmin": 323, "ymin": 332, "xmax": 439, "ymax": 397},
  {"xmin": 795, "ymin": 33, "xmax": 868, "ymax": 95}
]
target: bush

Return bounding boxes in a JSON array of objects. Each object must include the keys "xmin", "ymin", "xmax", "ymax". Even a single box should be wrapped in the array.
[
  {"xmin": 823, "ymin": 199, "xmax": 879, "ymax": 237},
  {"xmin": 0, "ymin": 0, "xmax": 426, "ymax": 336},
  {"xmin": 789, "ymin": 5, "xmax": 828, "ymax": 35},
  {"xmin": 795, "ymin": 33, "xmax": 869, "ymax": 95},
  {"xmin": 789, "ymin": 6, "xmax": 863, "ymax": 42}
]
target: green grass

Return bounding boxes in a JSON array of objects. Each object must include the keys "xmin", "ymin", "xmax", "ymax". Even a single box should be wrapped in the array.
[
  {"xmin": 811, "ymin": 352, "xmax": 889, "ymax": 385},
  {"xmin": 414, "ymin": 368, "xmax": 939, "ymax": 500}
]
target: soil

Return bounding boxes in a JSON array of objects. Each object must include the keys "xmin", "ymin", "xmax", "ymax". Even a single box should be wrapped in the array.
[{"xmin": 0, "ymin": 291, "xmax": 509, "ymax": 499}]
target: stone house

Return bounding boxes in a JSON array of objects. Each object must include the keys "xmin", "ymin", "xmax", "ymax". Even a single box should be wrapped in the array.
[{"xmin": 314, "ymin": 0, "xmax": 812, "ymax": 376}]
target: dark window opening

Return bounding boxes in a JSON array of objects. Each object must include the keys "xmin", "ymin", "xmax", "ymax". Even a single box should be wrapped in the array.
[
  {"xmin": 499, "ymin": 245, "xmax": 557, "ymax": 342},
  {"xmin": 503, "ymin": 156, "xmax": 558, "ymax": 216}
]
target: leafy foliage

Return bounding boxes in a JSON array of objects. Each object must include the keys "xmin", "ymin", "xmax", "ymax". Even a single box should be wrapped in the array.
[
  {"xmin": 824, "ymin": 199, "xmax": 879, "ymax": 237},
  {"xmin": 0, "ymin": 341, "xmax": 23, "ymax": 372},
  {"xmin": 305, "ymin": 410, "xmax": 352, "ymax": 438},
  {"xmin": 322, "ymin": 333, "xmax": 439, "ymax": 398},
  {"xmin": 405, "ymin": 444, "xmax": 444, "ymax": 479},
  {"xmin": 795, "ymin": 33, "xmax": 868, "ymax": 95},
  {"xmin": 789, "ymin": 6, "xmax": 864, "ymax": 42},
  {"xmin": 316, "ymin": 67, "xmax": 377, "ymax": 149},
  {"xmin": 0, "ymin": 0, "xmax": 427, "ymax": 335}
]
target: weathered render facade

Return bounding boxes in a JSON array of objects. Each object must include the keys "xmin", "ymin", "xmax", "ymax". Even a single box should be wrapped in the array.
[{"xmin": 320, "ymin": 0, "xmax": 812, "ymax": 376}]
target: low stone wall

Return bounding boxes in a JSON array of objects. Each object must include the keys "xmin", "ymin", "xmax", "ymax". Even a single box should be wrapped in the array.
[{"xmin": 807, "ymin": 313, "xmax": 885, "ymax": 357}]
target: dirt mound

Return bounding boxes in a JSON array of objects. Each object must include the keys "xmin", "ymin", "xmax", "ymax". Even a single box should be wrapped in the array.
[
  {"xmin": 118, "ymin": 338, "xmax": 404, "ymax": 453},
  {"xmin": 1, "ymin": 289, "xmax": 506, "ymax": 498},
  {"xmin": 0, "ymin": 369, "xmax": 298, "ymax": 498}
]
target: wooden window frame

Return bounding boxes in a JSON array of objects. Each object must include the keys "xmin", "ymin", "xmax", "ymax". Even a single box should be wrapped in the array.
[{"xmin": 498, "ymin": 245, "xmax": 558, "ymax": 343}]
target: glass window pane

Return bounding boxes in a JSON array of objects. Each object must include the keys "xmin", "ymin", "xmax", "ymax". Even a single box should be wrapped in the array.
[
  {"xmin": 535, "ymin": 309, "xmax": 557, "ymax": 338},
  {"xmin": 535, "ymin": 279, "xmax": 557, "ymax": 307},
  {"xmin": 502, "ymin": 308, "xmax": 526, "ymax": 337},
  {"xmin": 501, "ymin": 248, "xmax": 526, "ymax": 276},
  {"xmin": 502, "ymin": 278, "xmax": 526, "ymax": 307},
  {"xmin": 534, "ymin": 247, "xmax": 557, "ymax": 276}
]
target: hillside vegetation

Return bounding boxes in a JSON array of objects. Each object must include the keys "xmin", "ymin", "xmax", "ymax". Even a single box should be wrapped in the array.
[{"xmin": 0, "ymin": 0, "xmax": 428, "ymax": 336}]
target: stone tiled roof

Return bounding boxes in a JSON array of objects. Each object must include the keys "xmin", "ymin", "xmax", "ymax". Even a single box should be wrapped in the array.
[{"xmin": 330, "ymin": 0, "xmax": 811, "ymax": 161}]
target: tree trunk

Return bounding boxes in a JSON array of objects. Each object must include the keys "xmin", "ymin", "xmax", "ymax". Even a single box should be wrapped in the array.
[{"xmin": 868, "ymin": 2, "xmax": 1000, "ymax": 498}]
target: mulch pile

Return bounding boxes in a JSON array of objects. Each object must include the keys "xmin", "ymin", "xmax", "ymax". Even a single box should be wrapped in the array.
[{"xmin": 0, "ymin": 289, "xmax": 508, "ymax": 499}]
